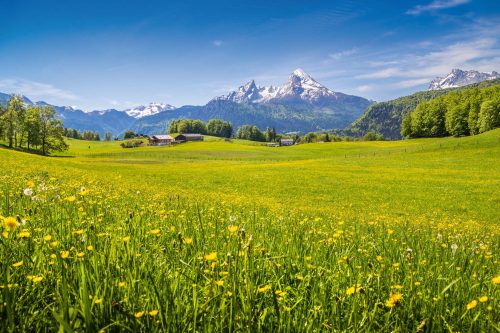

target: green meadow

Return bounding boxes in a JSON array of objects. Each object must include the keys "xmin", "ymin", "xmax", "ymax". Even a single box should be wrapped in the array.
[{"xmin": 1, "ymin": 130, "xmax": 499, "ymax": 332}]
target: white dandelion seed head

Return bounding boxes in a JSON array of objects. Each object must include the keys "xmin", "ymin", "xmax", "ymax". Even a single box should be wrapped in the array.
[{"xmin": 23, "ymin": 188, "xmax": 33, "ymax": 196}]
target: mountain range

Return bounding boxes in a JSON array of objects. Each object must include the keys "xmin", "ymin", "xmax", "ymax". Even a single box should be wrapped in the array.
[{"xmin": 0, "ymin": 68, "xmax": 497, "ymax": 138}]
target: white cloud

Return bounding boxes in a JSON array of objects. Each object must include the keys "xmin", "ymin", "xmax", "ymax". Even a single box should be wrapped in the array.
[
  {"xmin": 356, "ymin": 85, "xmax": 372, "ymax": 92},
  {"xmin": 391, "ymin": 78, "xmax": 432, "ymax": 89},
  {"xmin": 0, "ymin": 78, "xmax": 79, "ymax": 101},
  {"xmin": 328, "ymin": 48, "xmax": 357, "ymax": 60},
  {"xmin": 213, "ymin": 40, "xmax": 223, "ymax": 47},
  {"xmin": 406, "ymin": 0, "xmax": 470, "ymax": 15}
]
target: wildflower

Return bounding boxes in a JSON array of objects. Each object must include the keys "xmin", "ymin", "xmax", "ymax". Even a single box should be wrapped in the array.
[
  {"xmin": 86, "ymin": 245, "xmax": 94, "ymax": 251},
  {"xmin": 66, "ymin": 196, "xmax": 76, "ymax": 202},
  {"xmin": 346, "ymin": 284, "xmax": 362, "ymax": 295},
  {"xmin": 148, "ymin": 229, "xmax": 161, "ymax": 235},
  {"xmin": 228, "ymin": 225, "xmax": 238, "ymax": 233},
  {"xmin": 32, "ymin": 276, "xmax": 43, "ymax": 283},
  {"xmin": 77, "ymin": 252, "xmax": 85, "ymax": 258},
  {"xmin": 479, "ymin": 296, "xmax": 488, "ymax": 303},
  {"xmin": 492, "ymin": 275, "xmax": 500, "ymax": 285},
  {"xmin": 49, "ymin": 241, "xmax": 59, "ymax": 248},
  {"xmin": 60, "ymin": 251, "xmax": 70, "ymax": 259},
  {"xmin": 184, "ymin": 237, "xmax": 193, "ymax": 245},
  {"xmin": 134, "ymin": 311, "xmax": 145, "ymax": 318},
  {"xmin": 257, "ymin": 285, "xmax": 271, "ymax": 293},
  {"xmin": 149, "ymin": 310, "xmax": 159, "ymax": 317},
  {"xmin": 3, "ymin": 217, "xmax": 17, "ymax": 231},
  {"xmin": 215, "ymin": 280, "xmax": 224, "ymax": 286},
  {"xmin": 122, "ymin": 236, "xmax": 131, "ymax": 242},
  {"xmin": 204, "ymin": 252, "xmax": 217, "ymax": 261},
  {"xmin": 387, "ymin": 229, "xmax": 394, "ymax": 235},
  {"xmin": 467, "ymin": 300, "xmax": 478, "ymax": 310},
  {"xmin": 23, "ymin": 188, "xmax": 33, "ymax": 196},
  {"xmin": 12, "ymin": 261, "xmax": 23, "ymax": 268},
  {"xmin": 43, "ymin": 235, "xmax": 52, "ymax": 241},
  {"xmin": 2, "ymin": 231, "xmax": 8, "ymax": 239},
  {"xmin": 385, "ymin": 292, "xmax": 402, "ymax": 309},
  {"xmin": 26, "ymin": 180, "xmax": 35, "ymax": 188},
  {"xmin": 94, "ymin": 299, "xmax": 102, "ymax": 305},
  {"xmin": 18, "ymin": 230, "xmax": 30, "ymax": 238},
  {"xmin": 376, "ymin": 255, "xmax": 383, "ymax": 262}
]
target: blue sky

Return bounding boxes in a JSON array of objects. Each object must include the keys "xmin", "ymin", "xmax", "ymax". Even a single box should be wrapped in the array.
[{"xmin": 0, "ymin": 0, "xmax": 499, "ymax": 110}]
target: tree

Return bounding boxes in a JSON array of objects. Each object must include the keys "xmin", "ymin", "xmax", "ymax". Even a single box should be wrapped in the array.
[
  {"xmin": 207, "ymin": 119, "xmax": 233, "ymax": 138},
  {"xmin": 105, "ymin": 132, "xmax": 112, "ymax": 141},
  {"xmin": 37, "ymin": 106, "xmax": 68, "ymax": 155},
  {"xmin": 24, "ymin": 106, "xmax": 41, "ymax": 150},
  {"xmin": 236, "ymin": 125, "xmax": 265, "ymax": 142},
  {"xmin": 478, "ymin": 99, "xmax": 500, "ymax": 133},
  {"xmin": 445, "ymin": 101, "xmax": 470, "ymax": 137},
  {"xmin": 123, "ymin": 130, "xmax": 136, "ymax": 139},
  {"xmin": 1, "ymin": 95, "xmax": 23, "ymax": 147}
]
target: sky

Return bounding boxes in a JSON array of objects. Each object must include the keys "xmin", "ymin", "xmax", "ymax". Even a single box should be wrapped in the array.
[{"xmin": 0, "ymin": 0, "xmax": 499, "ymax": 111}]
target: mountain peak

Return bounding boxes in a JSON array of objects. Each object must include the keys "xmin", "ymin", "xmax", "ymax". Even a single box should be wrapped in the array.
[
  {"xmin": 125, "ymin": 102, "xmax": 176, "ymax": 119},
  {"xmin": 292, "ymin": 68, "xmax": 309, "ymax": 78},
  {"xmin": 429, "ymin": 69, "xmax": 499, "ymax": 90}
]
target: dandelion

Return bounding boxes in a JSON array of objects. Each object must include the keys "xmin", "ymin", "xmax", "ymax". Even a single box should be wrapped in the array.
[
  {"xmin": 215, "ymin": 280, "xmax": 224, "ymax": 286},
  {"xmin": 492, "ymin": 275, "xmax": 500, "ymax": 285},
  {"xmin": 18, "ymin": 230, "xmax": 30, "ymax": 238},
  {"xmin": 149, "ymin": 310, "xmax": 159, "ymax": 317},
  {"xmin": 479, "ymin": 296, "xmax": 488, "ymax": 303},
  {"xmin": 122, "ymin": 236, "xmax": 131, "ymax": 242},
  {"xmin": 60, "ymin": 251, "xmax": 70, "ymax": 259},
  {"xmin": 467, "ymin": 300, "xmax": 478, "ymax": 310},
  {"xmin": 346, "ymin": 284, "xmax": 362, "ymax": 295},
  {"xmin": 65, "ymin": 196, "xmax": 76, "ymax": 202},
  {"xmin": 86, "ymin": 245, "xmax": 93, "ymax": 251},
  {"xmin": 49, "ymin": 241, "xmax": 59, "ymax": 248},
  {"xmin": 385, "ymin": 292, "xmax": 402, "ymax": 309},
  {"xmin": 77, "ymin": 252, "xmax": 85, "ymax": 258},
  {"xmin": 23, "ymin": 188, "xmax": 33, "ymax": 196},
  {"xmin": 3, "ymin": 217, "xmax": 17, "ymax": 231},
  {"xmin": 148, "ymin": 229, "xmax": 161, "ymax": 235},
  {"xmin": 228, "ymin": 225, "xmax": 238, "ymax": 233},
  {"xmin": 43, "ymin": 235, "xmax": 52, "ymax": 241},
  {"xmin": 387, "ymin": 229, "xmax": 394, "ymax": 235},
  {"xmin": 12, "ymin": 261, "xmax": 23, "ymax": 268},
  {"xmin": 134, "ymin": 311, "xmax": 145, "ymax": 318},
  {"xmin": 204, "ymin": 252, "xmax": 217, "ymax": 261},
  {"xmin": 32, "ymin": 276, "xmax": 43, "ymax": 283},
  {"xmin": 2, "ymin": 231, "xmax": 8, "ymax": 239},
  {"xmin": 184, "ymin": 237, "xmax": 193, "ymax": 245},
  {"xmin": 118, "ymin": 281, "xmax": 126, "ymax": 287},
  {"xmin": 257, "ymin": 285, "xmax": 271, "ymax": 293},
  {"xmin": 94, "ymin": 299, "xmax": 102, "ymax": 305}
]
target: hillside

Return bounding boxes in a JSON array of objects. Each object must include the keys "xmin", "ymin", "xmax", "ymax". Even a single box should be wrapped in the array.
[{"xmin": 346, "ymin": 78, "xmax": 500, "ymax": 139}]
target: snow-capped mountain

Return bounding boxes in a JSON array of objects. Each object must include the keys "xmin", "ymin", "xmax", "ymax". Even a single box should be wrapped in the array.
[
  {"xmin": 215, "ymin": 68, "xmax": 354, "ymax": 105},
  {"xmin": 428, "ymin": 69, "xmax": 499, "ymax": 91},
  {"xmin": 124, "ymin": 102, "xmax": 176, "ymax": 119}
]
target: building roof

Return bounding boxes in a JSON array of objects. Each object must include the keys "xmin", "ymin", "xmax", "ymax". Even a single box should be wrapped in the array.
[
  {"xmin": 151, "ymin": 135, "xmax": 174, "ymax": 140},
  {"xmin": 179, "ymin": 133, "xmax": 203, "ymax": 137},
  {"xmin": 280, "ymin": 139, "xmax": 294, "ymax": 142}
]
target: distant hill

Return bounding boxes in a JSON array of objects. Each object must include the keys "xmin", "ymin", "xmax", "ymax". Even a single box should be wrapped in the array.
[{"xmin": 345, "ymin": 78, "xmax": 500, "ymax": 140}]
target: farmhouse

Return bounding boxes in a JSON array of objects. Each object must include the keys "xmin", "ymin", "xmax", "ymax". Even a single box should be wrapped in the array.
[
  {"xmin": 176, "ymin": 133, "xmax": 204, "ymax": 142},
  {"xmin": 280, "ymin": 138, "xmax": 294, "ymax": 146},
  {"xmin": 148, "ymin": 135, "xmax": 174, "ymax": 146}
]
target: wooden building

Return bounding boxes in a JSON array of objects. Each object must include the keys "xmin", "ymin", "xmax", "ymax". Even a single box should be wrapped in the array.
[
  {"xmin": 280, "ymin": 139, "xmax": 294, "ymax": 146},
  {"xmin": 176, "ymin": 134, "xmax": 204, "ymax": 142},
  {"xmin": 148, "ymin": 135, "xmax": 174, "ymax": 146}
]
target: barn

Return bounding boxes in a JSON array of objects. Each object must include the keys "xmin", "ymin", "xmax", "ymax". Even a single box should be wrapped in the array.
[
  {"xmin": 175, "ymin": 134, "xmax": 204, "ymax": 142},
  {"xmin": 148, "ymin": 135, "xmax": 175, "ymax": 146}
]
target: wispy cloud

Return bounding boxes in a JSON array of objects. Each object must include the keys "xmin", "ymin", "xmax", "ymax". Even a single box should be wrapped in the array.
[
  {"xmin": 213, "ymin": 40, "xmax": 223, "ymax": 47},
  {"xmin": 406, "ymin": 0, "xmax": 470, "ymax": 15},
  {"xmin": 356, "ymin": 85, "xmax": 372, "ymax": 93},
  {"xmin": 0, "ymin": 78, "xmax": 79, "ymax": 101},
  {"xmin": 328, "ymin": 48, "xmax": 358, "ymax": 60}
]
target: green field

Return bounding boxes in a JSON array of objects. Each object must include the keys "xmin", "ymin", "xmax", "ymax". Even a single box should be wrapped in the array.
[{"xmin": 1, "ymin": 130, "xmax": 499, "ymax": 331}]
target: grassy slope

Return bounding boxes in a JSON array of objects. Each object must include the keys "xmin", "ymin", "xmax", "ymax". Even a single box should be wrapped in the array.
[{"xmin": 3, "ymin": 130, "xmax": 499, "ymax": 224}]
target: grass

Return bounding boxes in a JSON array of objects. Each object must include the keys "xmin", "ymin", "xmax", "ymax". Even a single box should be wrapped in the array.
[{"xmin": 0, "ymin": 130, "xmax": 499, "ymax": 331}]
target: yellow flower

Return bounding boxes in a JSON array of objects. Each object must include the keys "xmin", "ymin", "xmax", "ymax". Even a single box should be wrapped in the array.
[
  {"xmin": 467, "ymin": 300, "xmax": 478, "ymax": 310},
  {"xmin": 184, "ymin": 237, "xmax": 193, "ymax": 245},
  {"xmin": 12, "ymin": 261, "xmax": 23, "ymax": 268},
  {"xmin": 77, "ymin": 252, "xmax": 85, "ymax": 258},
  {"xmin": 149, "ymin": 310, "xmax": 159, "ymax": 317},
  {"xmin": 43, "ymin": 235, "xmax": 52, "ymax": 241},
  {"xmin": 122, "ymin": 236, "xmax": 131, "ymax": 242},
  {"xmin": 134, "ymin": 311, "xmax": 145, "ymax": 318},
  {"xmin": 387, "ymin": 229, "xmax": 394, "ymax": 235},
  {"xmin": 492, "ymin": 275, "xmax": 500, "ymax": 285},
  {"xmin": 60, "ymin": 251, "xmax": 70, "ymax": 259},
  {"xmin": 385, "ymin": 292, "xmax": 402, "ymax": 309},
  {"xmin": 257, "ymin": 285, "xmax": 271, "ymax": 293},
  {"xmin": 18, "ymin": 230, "xmax": 31, "ymax": 238},
  {"xmin": 86, "ymin": 245, "xmax": 94, "ymax": 251},
  {"xmin": 228, "ymin": 225, "xmax": 238, "ymax": 233},
  {"xmin": 118, "ymin": 281, "xmax": 126, "ymax": 287},
  {"xmin": 204, "ymin": 252, "xmax": 217, "ymax": 261},
  {"xmin": 26, "ymin": 180, "xmax": 35, "ymax": 188},
  {"xmin": 346, "ymin": 284, "xmax": 362, "ymax": 295},
  {"xmin": 2, "ymin": 231, "xmax": 8, "ymax": 239},
  {"xmin": 49, "ymin": 241, "xmax": 59, "ymax": 249},
  {"xmin": 215, "ymin": 280, "xmax": 224, "ymax": 286},
  {"xmin": 148, "ymin": 229, "xmax": 161, "ymax": 235},
  {"xmin": 66, "ymin": 196, "xmax": 76, "ymax": 202},
  {"xmin": 479, "ymin": 296, "xmax": 488, "ymax": 303},
  {"xmin": 3, "ymin": 217, "xmax": 17, "ymax": 231}
]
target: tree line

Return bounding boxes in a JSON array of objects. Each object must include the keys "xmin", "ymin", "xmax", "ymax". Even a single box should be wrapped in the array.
[
  {"xmin": 0, "ymin": 95, "xmax": 68, "ymax": 155},
  {"xmin": 64, "ymin": 128, "xmax": 103, "ymax": 141},
  {"xmin": 401, "ymin": 84, "xmax": 500, "ymax": 138},
  {"xmin": 168, "ymin": 119, "xmax": 233, "ymax": 138}
]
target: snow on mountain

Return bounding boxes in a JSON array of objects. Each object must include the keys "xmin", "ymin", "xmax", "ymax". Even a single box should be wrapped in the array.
[
  {"xmin": 124, "ymin": 102, "xmax": 176, "ymax": 119},
  {"xmin": 215, "ymin": 68, "xmax": 344, "ymax": 104},
  {"xmin": 428, "ymin": 69, "xmax": 499, "ymax": 91}
]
